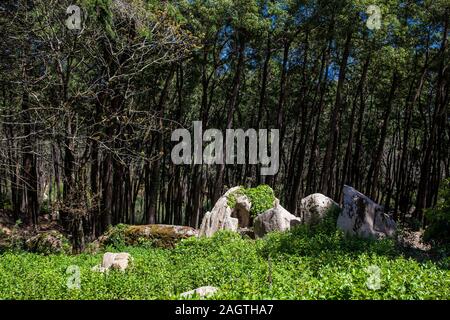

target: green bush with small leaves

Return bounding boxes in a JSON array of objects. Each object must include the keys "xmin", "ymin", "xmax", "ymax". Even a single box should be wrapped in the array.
[
  {"xmin": 101, "ymin": 224, "xmax": 129, "ymax": 249},
  {"xmin": 227, "ymin": 185, "xmax": 276, "ymax": 217},
  {"xmin": 424, "ymin": 178, "xmax": 450, "ymax": 253},
  {"xmin": 0, "ymin": 215, "xmax": 448, "ymax": 300}
]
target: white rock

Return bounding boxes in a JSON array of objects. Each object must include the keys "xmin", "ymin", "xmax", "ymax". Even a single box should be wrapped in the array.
[
  {"xmin": 98, "ymin": 252, "xmax": 132, "ymax": 272},
  {"xmin": 231, "ymin": 195, "xmax": 252, "ymax": 228},
  {"xmin": 180, "ymin": 286, "xmax": 218, "ymax": 299},
  {"xmin": 199, "ymin": 187, "xmax": 241, "ymax": 237},
  {"xmin": 300, "ymin": 193, "xmax": 339, "ymax": 225},
  {"xmin": 253, "ymin": 201, "xmax": 301, "ymax": 238},
  {"xmin": 91, "ymin": 265, "xmax": 108, "ymax": 273},
  {"xmin": 337, "ymin": 185, "xmax": 396, "ymax": 239}
]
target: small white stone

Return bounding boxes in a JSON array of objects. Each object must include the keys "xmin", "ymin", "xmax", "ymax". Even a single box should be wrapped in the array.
[
  {"xmin": 180, "ymin": 286, "xmax": 218, "ymax": 299},
  {"xmin": 99, "ymin": 252, "xmax": 132, "ymax": 272}
]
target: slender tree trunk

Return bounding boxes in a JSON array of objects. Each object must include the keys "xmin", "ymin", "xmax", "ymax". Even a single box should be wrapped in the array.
[{"xmin": 320, "ymin": 30, "xmax": 352, "ymax": 197}]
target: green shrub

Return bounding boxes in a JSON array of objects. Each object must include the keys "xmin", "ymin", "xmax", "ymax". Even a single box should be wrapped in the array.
[
  {"xmin": 424, "ymin": 178, "xmax": 450, "ymax": 252},
  {"xmin": 0, "ymin": 229, "xmax": 448, "ymax": 300},
  {"xmin": 227, "ymin": 185, "xmax": 276, "ymax": 217},
  {"xmin": 102, "ymin": 224, "xmax": 129, "ymax": 249},
  {"xmin": 0, "ymin": 207, "xmax": 448, "ymax": 300},
  {"xmin": 259, "ymin": 207, "xmax": 397, "ymax": 259}
]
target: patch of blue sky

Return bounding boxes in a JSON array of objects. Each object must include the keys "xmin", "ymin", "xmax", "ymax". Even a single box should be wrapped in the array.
[
  {"xmin": 327, "ymin": 62, "xmax": 340, "ymax": 82},
  {"xmin": 219, "ymin": 40, "xmax": 233, "ymax": 61}
]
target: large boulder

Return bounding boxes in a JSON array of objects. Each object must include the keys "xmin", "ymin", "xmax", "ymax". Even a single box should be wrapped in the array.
[
  {"xmin": 231, "ymin": 195, "xmax": 252, "ymax": 228},
  {"xmin": 101, "ymin": 224, "xmax": 198, "ymax": 249},
  {"xmin": 199, "ymin": 187, "xmax": 241, "ymax": 237},
  {"xmin": 337, "ymin": 185, "xmax": 396, "ymax": 239},
  {"xmin": 25, "ymin": 230, "xmax": 71, "ymax": 254},
  {"xmin": 300, "ymin": 193, "xmax": 339, "ymax": 225},
  {"xmin": 253, "ymin": 201, "xmax": 301, "ymax": 238}
]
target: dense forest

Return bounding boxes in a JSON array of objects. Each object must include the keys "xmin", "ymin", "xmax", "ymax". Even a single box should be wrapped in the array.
[{"xmin": 1, "ymin": 0, "xmax": 449, "ymax": 254}]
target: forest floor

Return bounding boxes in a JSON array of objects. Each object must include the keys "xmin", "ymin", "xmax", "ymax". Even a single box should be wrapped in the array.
[
  {"xmin": 0, "ymin": 210, "xmax": 64, "ymax": 250},
  {"xmin": 0, "ymin": 211, "xmax": 448, "ymax": 300}
]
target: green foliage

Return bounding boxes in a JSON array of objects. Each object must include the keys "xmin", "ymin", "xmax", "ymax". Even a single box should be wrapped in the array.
[
  {"xmin": 424, "ymin": 179, "xmax": 450, "ymax": 252},
  {"xmin": 81, "ymin": 0, "xmax": 115, "ymax": 38},
  {"xmin": 260, "ymin": 223, "xmax": 397, "ymax": 261},
  {"xmin": 259, "ymin": 206, "xmax": 396, "ymax": 259},
  {"xmin": 227, "ymin": 185, "xmax": 276, "ymax": 217},
  {"xmin": 102, "ymin": 224, "xmax": 129, "ymax": 249},
  {"xmin": 0, "ymin": 194, "xmax": 12, "ymax": 210},
  {"xmin": 26, "ymin": 231, "xmax": 72, "ymax": 255},
  {"xmin": 0, "ymin": 221, "xmax": 26, "ymax": 253},
  {"xmin": 1, "ymin": 224, "xmax": 448, "ymax": 299},
  {"xmin": 2, "ymin": 0, "xmax": 450, "ymax": 300}
]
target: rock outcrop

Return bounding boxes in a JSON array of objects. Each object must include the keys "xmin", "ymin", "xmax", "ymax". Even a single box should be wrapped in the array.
[
  {"xmin": 101, "ymin": 224, "xmax": 198, "ymax": 249},
  {"xmin": 25, "ymin": 230, "xmax": 70, "ymax": 255},
  {"xmin": 253, "ymin": 201, "xmax": 301, "ymax": 238},
  {"xmin": 199, "ymin": 187, "xmax": 241, "ymax": 237},
  {"xmin": 300, "ymin": 193, "xmax": 339, "ymax": 225},
  {"xmin": 337, "ymin": 185, "xmax": 396, "ymax": 239},
  {"xmin": 231, "ymin": 195, "xmax": 251, "ymax": 228}
]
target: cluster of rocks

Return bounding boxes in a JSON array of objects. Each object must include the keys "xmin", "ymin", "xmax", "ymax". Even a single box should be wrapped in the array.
[
  {"xmin": 0, "ymin": 213, "xmax": 70, "ymax": 254},
  {"xmin": 88, "ymin": 184, "xmax": 396, "ymax": 300},
  {"xmin": 176, "ymin": 185, "xmax": 395, "ymax": 299},
  {"xmin": 1, "ymin": 184, "xmax": 396, "ymax": 262},
  {"xmin": 0, "ymin": 229, "xmax": 70, "ymax": 255},
  {"xmin": 199, "ymin": 185, "xmax": 396, "ymax": 240}
]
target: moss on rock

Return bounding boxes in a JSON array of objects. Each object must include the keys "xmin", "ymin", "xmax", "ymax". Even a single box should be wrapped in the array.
[
  {"xmin": 25, "ymin": 230, "xmax": 71, "ymax": 255},
  {"xmin": 101, "ymin": 224, "xmax": 198, "ymax": 249}
]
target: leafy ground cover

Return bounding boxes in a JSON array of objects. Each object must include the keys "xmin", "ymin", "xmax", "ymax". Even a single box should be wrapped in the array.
[{"xmin": 1, "ymin": 214, "xmax": 448, "ymax": 300}]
